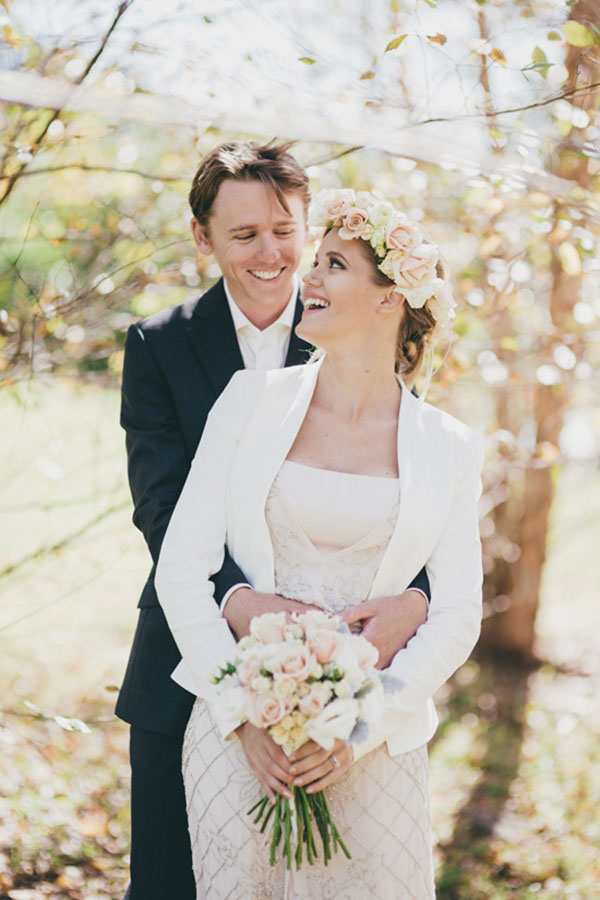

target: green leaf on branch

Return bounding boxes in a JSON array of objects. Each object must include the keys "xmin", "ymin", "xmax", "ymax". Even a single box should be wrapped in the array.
[
  {"xmin": 562, "ymin": 21, "xmax": 598, "ymax": 47},
  {"xmin": 385, "ymin": 34, "xmax": 407, "ymax": 52},
  {"xmin": 547, "ymin": 31, "xmax": 561, "ymax": 40},
  {"xmin": 423, "ymin": 0, "xmax": 437, "ymax": 7},
  {"xmin": 532, "ymin": 46, "xmax": 547, "ymax": 66},
  {"xmin": 298, "ymin": 56, "xmax": 316, "ymax": 65}
]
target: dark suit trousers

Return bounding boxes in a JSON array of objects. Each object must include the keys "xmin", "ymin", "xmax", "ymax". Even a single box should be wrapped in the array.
[{"xmin": 128, "ymin": 726, "xmax": 196, "ymax": 900}]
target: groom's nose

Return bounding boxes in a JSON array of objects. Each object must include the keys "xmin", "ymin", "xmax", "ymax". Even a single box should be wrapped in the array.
[{"xmin": 255, "ymin": 233, "xmax": 279, "ymax": 263}]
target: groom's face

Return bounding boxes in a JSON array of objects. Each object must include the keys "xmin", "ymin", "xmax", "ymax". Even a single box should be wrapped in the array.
[{"xmin": 191, "ymin": 178, "xmax": 307, "ymax": 327}]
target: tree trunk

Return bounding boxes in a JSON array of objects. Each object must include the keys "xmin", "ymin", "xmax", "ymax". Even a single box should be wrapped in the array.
[{"xmin": 480, "ymin": 0, "xmax": 599, "ymax": 661}]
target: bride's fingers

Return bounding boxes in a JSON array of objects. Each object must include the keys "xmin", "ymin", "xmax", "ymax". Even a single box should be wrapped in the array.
[
  {"xmin": 289, "ymin": 748, "xmax": 328, "ymax": 776},
  {"xmin": 305, "ymin": 748, "xmax": 354, "ymax": 793}
]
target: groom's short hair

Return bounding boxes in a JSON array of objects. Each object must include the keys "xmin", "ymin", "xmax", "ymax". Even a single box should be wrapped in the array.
[{"xmin": 189, "ymin": 140, "xmax": 310, "ymax": 228}]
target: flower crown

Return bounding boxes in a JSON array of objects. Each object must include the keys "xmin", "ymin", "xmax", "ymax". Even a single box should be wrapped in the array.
[{"xmin": 308, "ymin": 188, "xmax": 455, "ymax": 340}]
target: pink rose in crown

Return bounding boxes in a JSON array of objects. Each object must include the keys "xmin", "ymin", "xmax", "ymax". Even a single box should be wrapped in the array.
[
  {"xmin": 311, "ymin": 188, "xmax": 354, "ymax": 226},
  {"xmin": 394, "ymin": 245, "xmax": 438, "ymax": 294},
  {"xmin": 270, "ymin": 644, "xmax": 315, "ymax": 682},
  {"xmin": 250, "ymin": 612, "xmax": 287, "ymax": 644},
  {"xmin": 385, "ymin": 218, "xmax": 421, "ymax": 254},
  {"xmin": 338, "ymin": 208, "xmax": 370, "ymax": 240},
  {"xmin": 248, "ymin": 692, "xmax": 294, "ymax": 728}
]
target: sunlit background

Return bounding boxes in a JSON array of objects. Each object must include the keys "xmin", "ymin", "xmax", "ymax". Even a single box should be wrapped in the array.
[{"xmin": 1, "ymin": 1, "xmax": 599, "ymax": 897}]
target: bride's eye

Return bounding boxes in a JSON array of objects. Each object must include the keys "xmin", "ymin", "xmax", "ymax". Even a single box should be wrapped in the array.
[{"xmin": 329, "ymin": 256, "xmax": 344, "ymax": 269}]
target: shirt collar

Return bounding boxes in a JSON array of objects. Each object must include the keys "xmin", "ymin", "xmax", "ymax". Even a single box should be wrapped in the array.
[{"xmin": 224, "ymin": 274, "xmax": 299, "ymax": 334}]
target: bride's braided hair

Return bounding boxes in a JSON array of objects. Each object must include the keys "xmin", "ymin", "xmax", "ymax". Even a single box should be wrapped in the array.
[{"xmin": 356, "ymin": 238, "xmax": 439, "ymax": 381}]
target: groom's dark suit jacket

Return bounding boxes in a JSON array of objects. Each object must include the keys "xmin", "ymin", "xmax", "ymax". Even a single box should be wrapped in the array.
[{"xmin": 116, "ymin": 277, "xmax": 429, "ymax": 738}]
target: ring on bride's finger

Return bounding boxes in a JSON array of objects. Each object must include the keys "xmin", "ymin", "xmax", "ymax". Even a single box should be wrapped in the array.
[{"xmin": 330, "ymin": 754, "xmax": 341, "ymax": 769}]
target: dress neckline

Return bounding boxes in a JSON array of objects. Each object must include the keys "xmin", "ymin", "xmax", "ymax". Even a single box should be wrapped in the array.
[{"xmin": 282, "ymin": 459, "xmax": 399, "ymax": 482}]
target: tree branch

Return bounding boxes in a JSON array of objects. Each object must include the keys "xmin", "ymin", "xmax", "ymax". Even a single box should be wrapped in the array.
[
  {"xmin": 0, "ymin": 0, "xmax": 135, "ymax": 207},
  {"xmin": 6, "ymin": 163, "xmax": 187, "ymax": 182}
]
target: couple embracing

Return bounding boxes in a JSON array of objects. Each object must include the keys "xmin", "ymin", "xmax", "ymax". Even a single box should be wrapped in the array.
[{"xmin": 117, "ymin": 141, "xmax": 483, "ymax": 899}]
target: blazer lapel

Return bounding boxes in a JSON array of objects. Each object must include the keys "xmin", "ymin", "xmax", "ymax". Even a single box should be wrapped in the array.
[
  {"xmin": 230, "ymin": 359, "xmax": 323, "ymax": 592},
  {"xmin": 369, "ymin": 383, "xmax": 429, "ymax": 598},
  {"xmin": 285, "ymin": 295, "xmax": 313, "ymax": 367},
  {"xmin": 186, "ymin": 280, "xmax": 244, "ymax": 398}
]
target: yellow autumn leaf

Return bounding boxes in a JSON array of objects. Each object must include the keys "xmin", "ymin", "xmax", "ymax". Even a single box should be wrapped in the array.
[
  {"xmin": 2, "ymin": 24, "xmax": 21, "ymax": 49},
  {"xmin": 385, "ymin": 35, "xmax": 407, "ymax": 52},
  {"xmin": 427, "ymin": 33, "xmax": 447, "ymax": 46},
  {"xmin": 360, "ymin": 71, "xmax": 376, "ymax": 80},
  {"xmin": 563, "ymin": 21, "xmax": 598, "ymax": 48},
  {"xmin": 489, "ymin": 47, "xmax": 506, "ymax": 66}
]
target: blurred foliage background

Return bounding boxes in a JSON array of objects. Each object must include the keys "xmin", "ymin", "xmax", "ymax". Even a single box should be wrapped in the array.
[{"xmin": 1, "ymin": 0, "xmax": 599, "ymax": 897}]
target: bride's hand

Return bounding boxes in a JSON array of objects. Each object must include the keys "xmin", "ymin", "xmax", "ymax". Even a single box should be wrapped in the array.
[
  {"xmin": 288, "ymin": 738, "xmax": 354, "ymax": 792},
  {"xmin": 236, "ymin": 722, "xmax": 294, "ymax": 803}
]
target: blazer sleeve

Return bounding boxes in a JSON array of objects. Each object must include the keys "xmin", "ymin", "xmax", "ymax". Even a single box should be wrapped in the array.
[
  {"xmin": 353, "ymin": 429, "xmax": 484, "ymax": 761},
  {"xmin": 155, "ymin": 370, "xmax": 260, "ymax": 734},
  {"xmin": 121, "ymin": 322, "xmax": 246, "ymax": 603}
]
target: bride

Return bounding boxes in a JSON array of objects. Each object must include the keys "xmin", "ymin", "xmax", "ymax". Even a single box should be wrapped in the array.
[{"xmin": 156, "ymin": 188, "xmax": 483, "ymax": 899}]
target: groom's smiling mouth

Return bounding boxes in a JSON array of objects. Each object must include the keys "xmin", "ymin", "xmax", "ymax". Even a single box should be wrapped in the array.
[{"xmin": 248, "ymin": 268, "xmax": 285, "ymax": 281}]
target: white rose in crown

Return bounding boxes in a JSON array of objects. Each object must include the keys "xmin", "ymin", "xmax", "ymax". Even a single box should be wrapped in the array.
[{"xmin": 367, "ymin": 200, "xmax": 395, "ymax": 227}]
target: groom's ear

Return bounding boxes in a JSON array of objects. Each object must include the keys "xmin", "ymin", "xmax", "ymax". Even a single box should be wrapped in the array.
[{"xmin": 191, "ymin": 217, "xmax": 213, "ymax": 255}]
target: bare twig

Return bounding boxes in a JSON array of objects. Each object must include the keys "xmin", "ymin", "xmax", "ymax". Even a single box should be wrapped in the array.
[
  {"xmin": 0, "ymin": 0, "xmax": 136, "ymax": 208},
  {"xmin": 7, "ymin": 163, "xmax": 188, "ymax": 182}
]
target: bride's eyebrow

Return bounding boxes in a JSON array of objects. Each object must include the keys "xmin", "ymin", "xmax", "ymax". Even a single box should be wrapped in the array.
[{"xmin": 326, "ymin": 251, "xmax": 348, "ymax": 264}]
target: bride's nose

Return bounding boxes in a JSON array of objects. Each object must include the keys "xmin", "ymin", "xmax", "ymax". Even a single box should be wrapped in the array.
[{"xmin": 302, "ymin": 265, "xmax": 322, "ymax": 286}]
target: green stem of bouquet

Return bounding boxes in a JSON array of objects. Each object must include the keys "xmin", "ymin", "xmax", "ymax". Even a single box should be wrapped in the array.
[{"xmin": 248, "ymin": 786, "xmax": 351, "ymax": 870}]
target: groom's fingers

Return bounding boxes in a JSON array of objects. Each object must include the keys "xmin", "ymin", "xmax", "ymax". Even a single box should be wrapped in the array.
[{"xmin": 340, "ymin": 604, "xmax": 373, "ymax": 625}]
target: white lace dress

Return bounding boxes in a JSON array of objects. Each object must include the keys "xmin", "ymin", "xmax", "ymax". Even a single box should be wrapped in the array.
[{"xmin": 182, "ymin": 461, "xmax": 435, "ymax": 900}]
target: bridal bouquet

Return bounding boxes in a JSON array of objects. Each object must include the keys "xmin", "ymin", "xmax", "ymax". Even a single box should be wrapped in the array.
[{"xmin": 209, "ymin": 609, "xmax": 398, "ymax": 870}]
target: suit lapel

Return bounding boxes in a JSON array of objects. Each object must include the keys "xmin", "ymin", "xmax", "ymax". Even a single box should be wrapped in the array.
[
  {"xmin": 186, "ymin": 280, "xmax": 244, "ymax": 398},
  {"xmin": 285, "ymin": 295, "xmax": 313, "ymax": 367}
]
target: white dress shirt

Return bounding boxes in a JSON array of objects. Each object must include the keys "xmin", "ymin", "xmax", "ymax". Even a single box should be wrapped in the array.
[{"xmin": 223, "ymin": 276, "xmax": 298, "ymax": 371}]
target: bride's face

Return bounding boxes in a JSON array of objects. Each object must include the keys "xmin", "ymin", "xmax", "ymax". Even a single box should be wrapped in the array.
[{"xmin": 297, "ymin": 228, "xmax": 402, "ymax": 350}]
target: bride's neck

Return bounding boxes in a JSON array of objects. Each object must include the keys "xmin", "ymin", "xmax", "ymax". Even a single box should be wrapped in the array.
[{"xmin": 315, "ymin": 351, "xmax": 400, "ymax": 424}]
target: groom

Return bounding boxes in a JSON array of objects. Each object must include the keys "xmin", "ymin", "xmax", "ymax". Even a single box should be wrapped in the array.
[{"xmin": 117, "ymin": 140, "xmax": 430, "ymax": 899}]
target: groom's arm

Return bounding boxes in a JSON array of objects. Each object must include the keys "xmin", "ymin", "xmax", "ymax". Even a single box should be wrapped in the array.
[{"xmin": 121, "ymin": 322, "xmax": 247, "ymax": 602}]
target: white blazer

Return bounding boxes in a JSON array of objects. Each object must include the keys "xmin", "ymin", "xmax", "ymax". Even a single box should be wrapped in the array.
[{"xmin": 155, "ymin": 358, "xmax": 484, "ymax": 760}]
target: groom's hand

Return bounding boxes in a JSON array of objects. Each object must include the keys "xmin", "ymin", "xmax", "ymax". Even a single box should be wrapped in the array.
[
  {"xmin": 340, "ymin": 589, "xmax": 428, "ymax": 669},
  {"xmin": 223, "ymin": 587, "xmax": 320, "ymax": 639}
]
